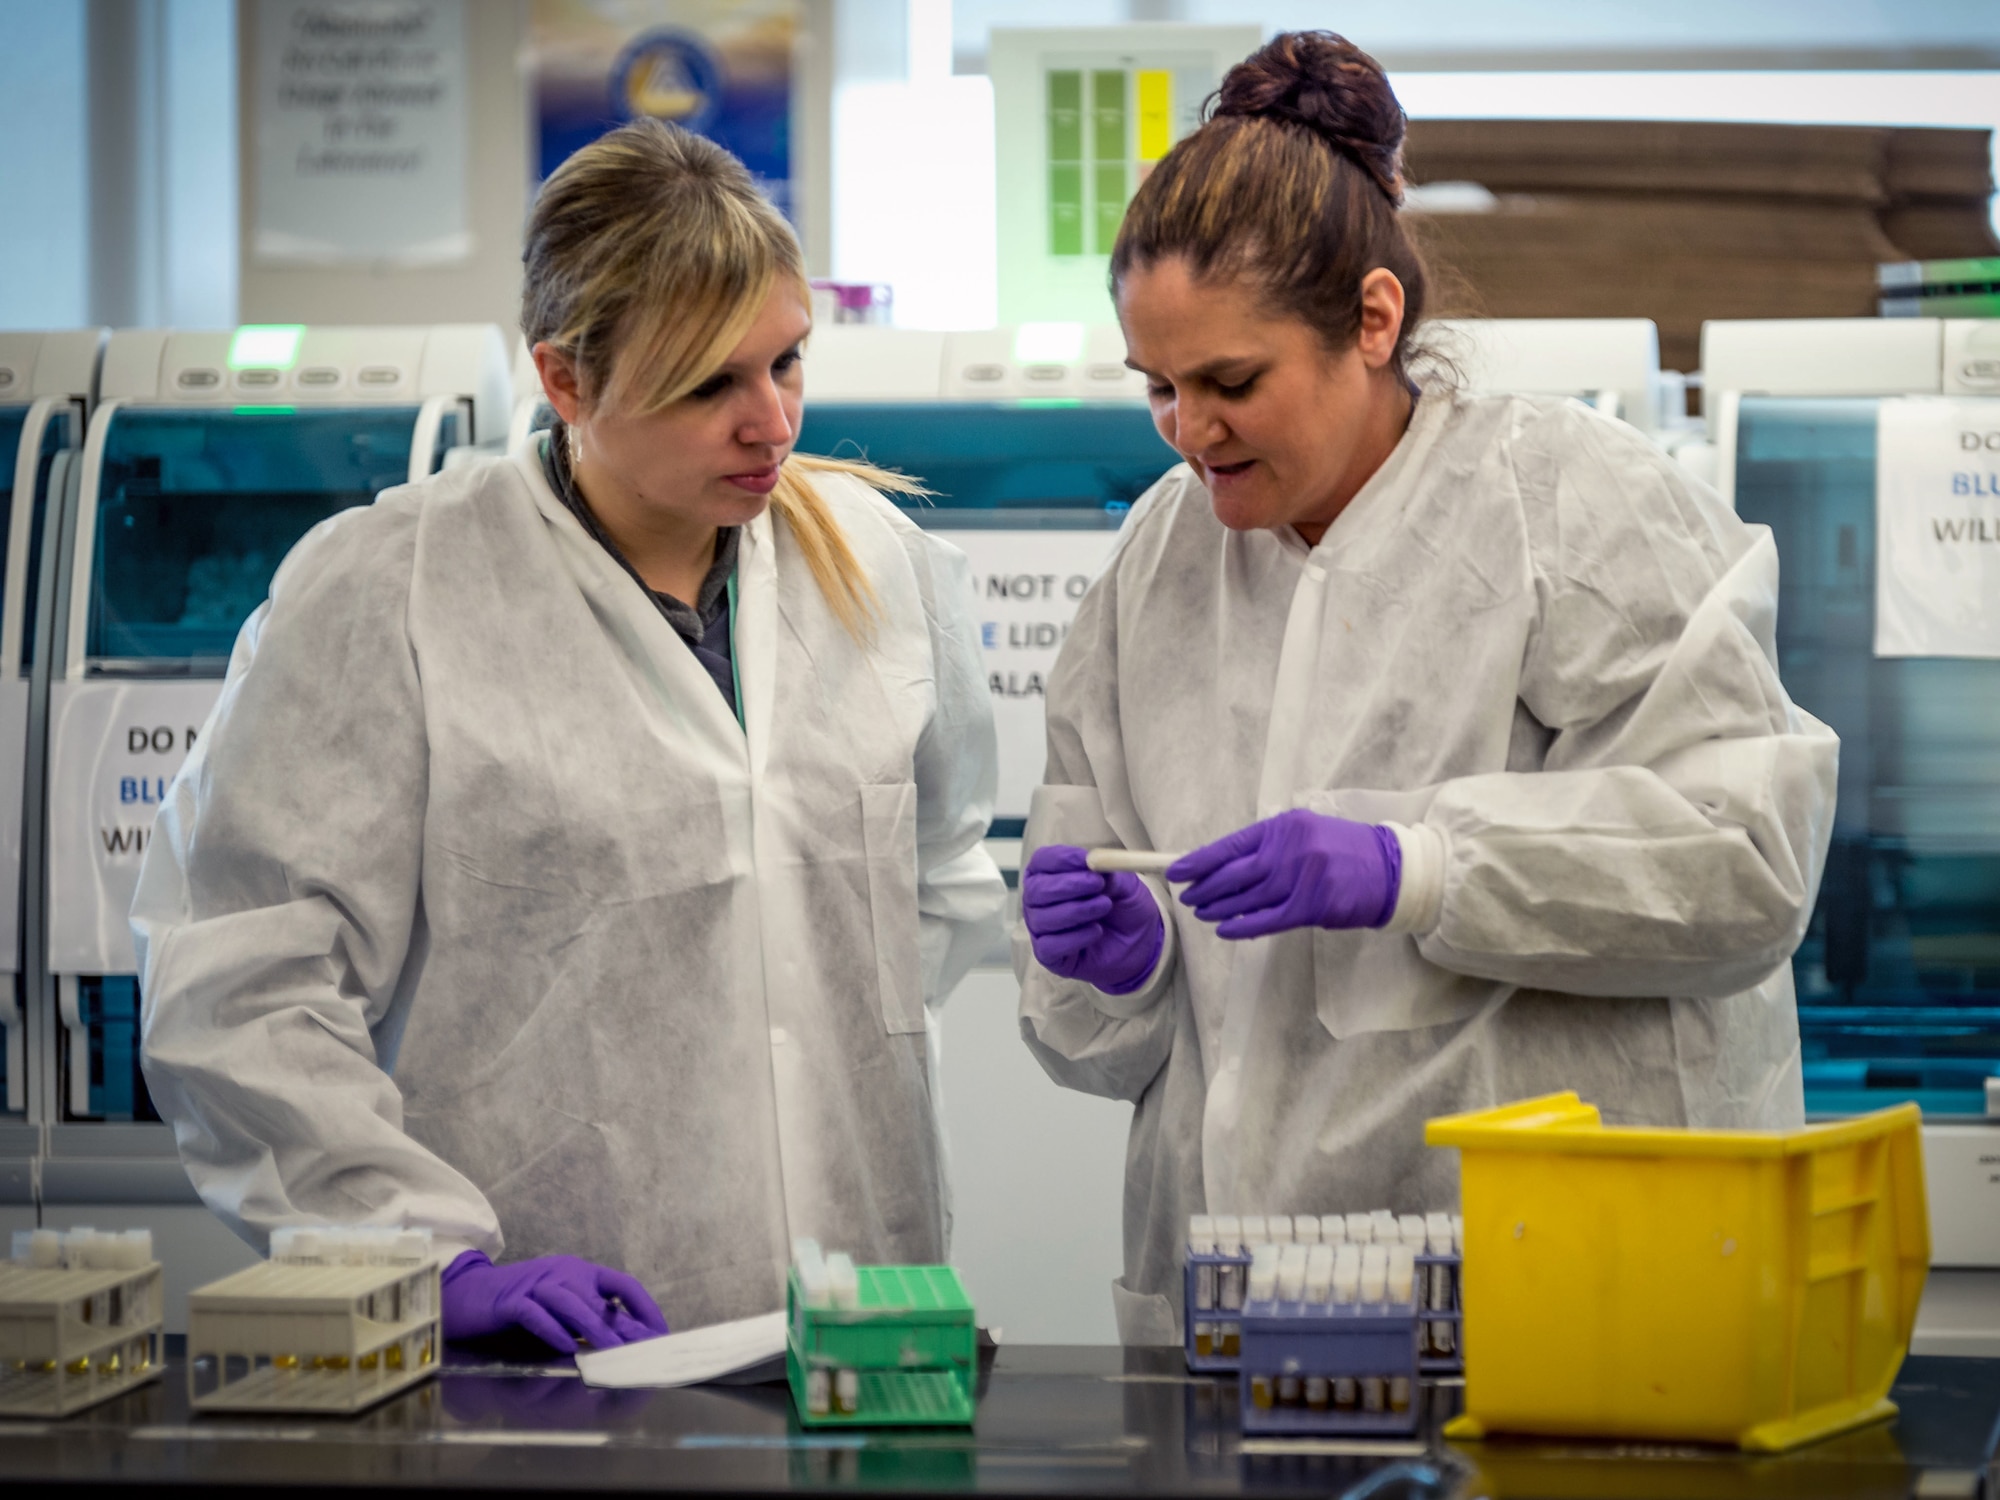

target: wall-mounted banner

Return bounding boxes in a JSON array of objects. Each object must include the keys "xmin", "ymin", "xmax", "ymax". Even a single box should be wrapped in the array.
[
  {"xmin": 252, "ymin": 0, "xmax": 471, "ymax": 267},
  {"xmin": 991, "ymin": 25, "xmax": 1259, "ymax": 324},
  {"xmin": 531, "ymin": 0, "xmax": 798, "ymax": 220},
  {"xmin": 933, "ymin": 529, "xmax": 1123, "ymax": 821},
  {"xmin": 1876, "ymin": 396, "xmax": 2000, "ymax": 658}
]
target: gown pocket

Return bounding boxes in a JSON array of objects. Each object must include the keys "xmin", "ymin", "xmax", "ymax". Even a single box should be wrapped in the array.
[{"xmin": 1292, "ymin": 787, "xmax": 1501, "ymax": 1039}]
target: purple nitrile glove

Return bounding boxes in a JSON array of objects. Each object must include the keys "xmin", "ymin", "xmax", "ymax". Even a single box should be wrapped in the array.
[
  {"xmin": 441, "ymin": 1250, "xmax": 669, "ymax": 1354},
  {"xmin": 1021, "ymin": 844, "xmax": 1165, "ymax": 995},
  {"xmin": 1166, "ymin": 810, "xmax": 1402, "ymax": 939}
]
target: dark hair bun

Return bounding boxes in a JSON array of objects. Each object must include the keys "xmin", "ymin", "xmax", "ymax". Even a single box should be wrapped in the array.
[{"xmin": 1211, "ymin": 32, "xmax": 1406, "ymax": 202}]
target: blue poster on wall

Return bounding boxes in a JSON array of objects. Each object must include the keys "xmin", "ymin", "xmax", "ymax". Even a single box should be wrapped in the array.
[{"xmin": 531, "ymin": 0, "xmax": 796, "ymax": 219}]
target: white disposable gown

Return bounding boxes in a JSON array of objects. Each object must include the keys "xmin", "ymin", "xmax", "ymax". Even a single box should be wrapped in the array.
[
  {"xmin": 135, "ymin": 450, "xmax": 1005, "ymax": 1330},
  {"xmin": 1016, "ymin": 392, "xmax": 1838, "ymax": 1345}
]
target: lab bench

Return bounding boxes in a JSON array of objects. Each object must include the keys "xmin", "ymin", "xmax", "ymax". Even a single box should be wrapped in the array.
[{"xmin": 0, "ymin": 1344, "xmax": 1995, "ymax": 1499}]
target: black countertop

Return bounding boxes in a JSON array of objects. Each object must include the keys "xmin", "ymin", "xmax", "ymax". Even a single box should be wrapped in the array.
[{"xmin": 2, "ymin": 1346, "xmax": 1996, "ymax": 1499}]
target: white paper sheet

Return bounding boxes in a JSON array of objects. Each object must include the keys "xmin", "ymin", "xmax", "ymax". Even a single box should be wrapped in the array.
[
  {"xmin": 932, "ymin": 529, "xmax": 1123, "ymax": 820},
  {"xmin": 574, "ymin": 1310, "xmax": 788, "ymax": 1390},
  {"xmin": 1876, "ymin": 396, "xmax": 2000, "ymax": 658}
]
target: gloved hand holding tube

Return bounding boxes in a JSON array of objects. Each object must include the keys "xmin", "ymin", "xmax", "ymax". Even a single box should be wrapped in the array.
[
  {"xmin": 1167, "ymin": 809, "xmax": 1401, "ymax": 938},
  {"xmin": 1022, "ymin": 845, "xmax": 1165, "ymax": 994},
  {"xmin": 442, "ymin": 1250, "xmax": 670, "ymax": 1354}
]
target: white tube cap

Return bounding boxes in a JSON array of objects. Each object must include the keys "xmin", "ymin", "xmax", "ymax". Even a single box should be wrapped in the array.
[
  {"xmin": 1360, "ymin": 1245, "xmax": 1388, "ymax": 1304},
  {"xmin": 1332, "ymin": 1244, "xmax": 1360, "ymax": 1304},
  {"xmin": 1387, "ymin": 1246, "xmax": 1416, "ymax": 1305},
  {"xmin": 1213, "ymin": 1214, "xmax": 1242, "ymax": 1254},
  {"xmin": 826, "ymin": 1252, "xmax": 861, "ymax": 1310},
  {"xmin": 1247, "ymin": 1243, "xmax": 1280, "ymax": 1303},
  {"xmin": 1276, "ymin": 1243, "xmax": 1309, "ymax": 1301},
  {"xmin": 1304, "ymin": 1244, "xmax": 1334, "ymax": 1303},
  {"xmin": 1426, "ymin": 1213, "xmax": 1452, "ymax": 1256},
  {"xmin": 1188, "ymin": 1215, "xmax": 1216, "ymax": 1255}
]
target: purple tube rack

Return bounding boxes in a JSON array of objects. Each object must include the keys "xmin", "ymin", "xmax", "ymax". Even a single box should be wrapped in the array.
[{"xmin": 1238, "ymin": 1297, "xmax": 1421, "ymax": 1437}]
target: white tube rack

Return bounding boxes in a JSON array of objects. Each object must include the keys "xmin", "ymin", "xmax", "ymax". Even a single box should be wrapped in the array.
[
  {"xmin": 0, "ymin": 1260, "xmax": 165, "ymax": 1417},
  {"xmin": 188, "ymin": 1258, "xmax": 442, "ymax": 1415}
]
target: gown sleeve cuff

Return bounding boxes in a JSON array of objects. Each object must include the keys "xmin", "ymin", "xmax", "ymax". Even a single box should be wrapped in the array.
[{"xmin": 1380, "ymin": 822, "xmax": 1447, "ymax": 936}]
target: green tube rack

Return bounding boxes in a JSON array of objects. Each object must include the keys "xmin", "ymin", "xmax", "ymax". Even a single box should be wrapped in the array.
[{"xmin": 786, "ymin": 1264, "xmax": 976, "ymax": 1428}]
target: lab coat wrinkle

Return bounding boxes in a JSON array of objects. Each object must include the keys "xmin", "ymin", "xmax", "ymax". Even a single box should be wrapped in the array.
[
  {"xmin": 136, "ymin": 450, "xmax": 1004, "ymax": 1333},
  {"xmin": 1017, "ymin": 391, "xmax": 1834, "ymax": 1346}
]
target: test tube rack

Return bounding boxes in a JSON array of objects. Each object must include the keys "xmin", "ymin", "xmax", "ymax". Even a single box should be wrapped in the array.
[
  {"xmin": 0, "ymin": 1260, "xmax": 165, "ymax": 1417},
  {"xmin": 1239, "ymin": 1295, "xmax": 1422, "ymax": 1436},
  {"xmin": 786, "ymin": 1263, "xmax": 976, "ymax": 1428},
  {"xmin": 1182, "ymin": 1214, "xmax": 1464, "ymax": 1393},
  {"xmin": 187, "ymin": 1257, "xmax": 441, "ymax": 1414},
  {"xmin": 1183, "ymin": 1248, "xmax": 1252, "ymax": 1372}
]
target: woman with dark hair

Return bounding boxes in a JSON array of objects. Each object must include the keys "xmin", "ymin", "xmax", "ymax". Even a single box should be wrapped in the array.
[{"xmin": 1014, "ymin": 33, "xmax": 1837, "ymax": 1345}]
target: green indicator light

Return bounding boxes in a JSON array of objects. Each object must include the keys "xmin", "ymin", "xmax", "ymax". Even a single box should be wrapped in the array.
[
  {"xmin": 228, "ymin": 324, "xmax": 305, "ymax": 370},
  {"xmin": 232, "ymin": 405, "xmax": 297, "ymax": 415}
]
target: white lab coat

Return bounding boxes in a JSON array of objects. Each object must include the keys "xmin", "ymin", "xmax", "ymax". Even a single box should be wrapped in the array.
[
  {"xmin": 135, "ymin": 450, "xmax": 1005, "ymax": 1331},
  {"xmin": 1016, "ymin": 391, "xmax": 1837, "ymax": 1345}
]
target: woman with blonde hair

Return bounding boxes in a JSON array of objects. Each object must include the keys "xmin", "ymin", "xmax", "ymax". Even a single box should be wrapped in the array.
[{"xmin": 135, "ymin": 120, "xmax": 1005, "ymax": 1350}]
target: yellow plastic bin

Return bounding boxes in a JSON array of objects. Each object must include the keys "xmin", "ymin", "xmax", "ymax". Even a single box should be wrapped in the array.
[{"xmin": 1424, "ymin": 1092, "xmax": 1928, "ymax": 1454}]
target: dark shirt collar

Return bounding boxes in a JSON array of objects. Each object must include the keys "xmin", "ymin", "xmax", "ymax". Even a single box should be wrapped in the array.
[{"xmin": 543, "ymin": 420, "xmax": 739, "ymax": 643}]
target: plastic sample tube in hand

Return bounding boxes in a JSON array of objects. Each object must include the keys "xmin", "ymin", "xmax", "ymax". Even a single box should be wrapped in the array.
[
  {"xmin": 1084, "ymin": 848, "xmax": 1186, "ymax": 875},
  {"xmin": 1022, "ymin": 846, "xmax": 1164, "ymax": 994}
]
